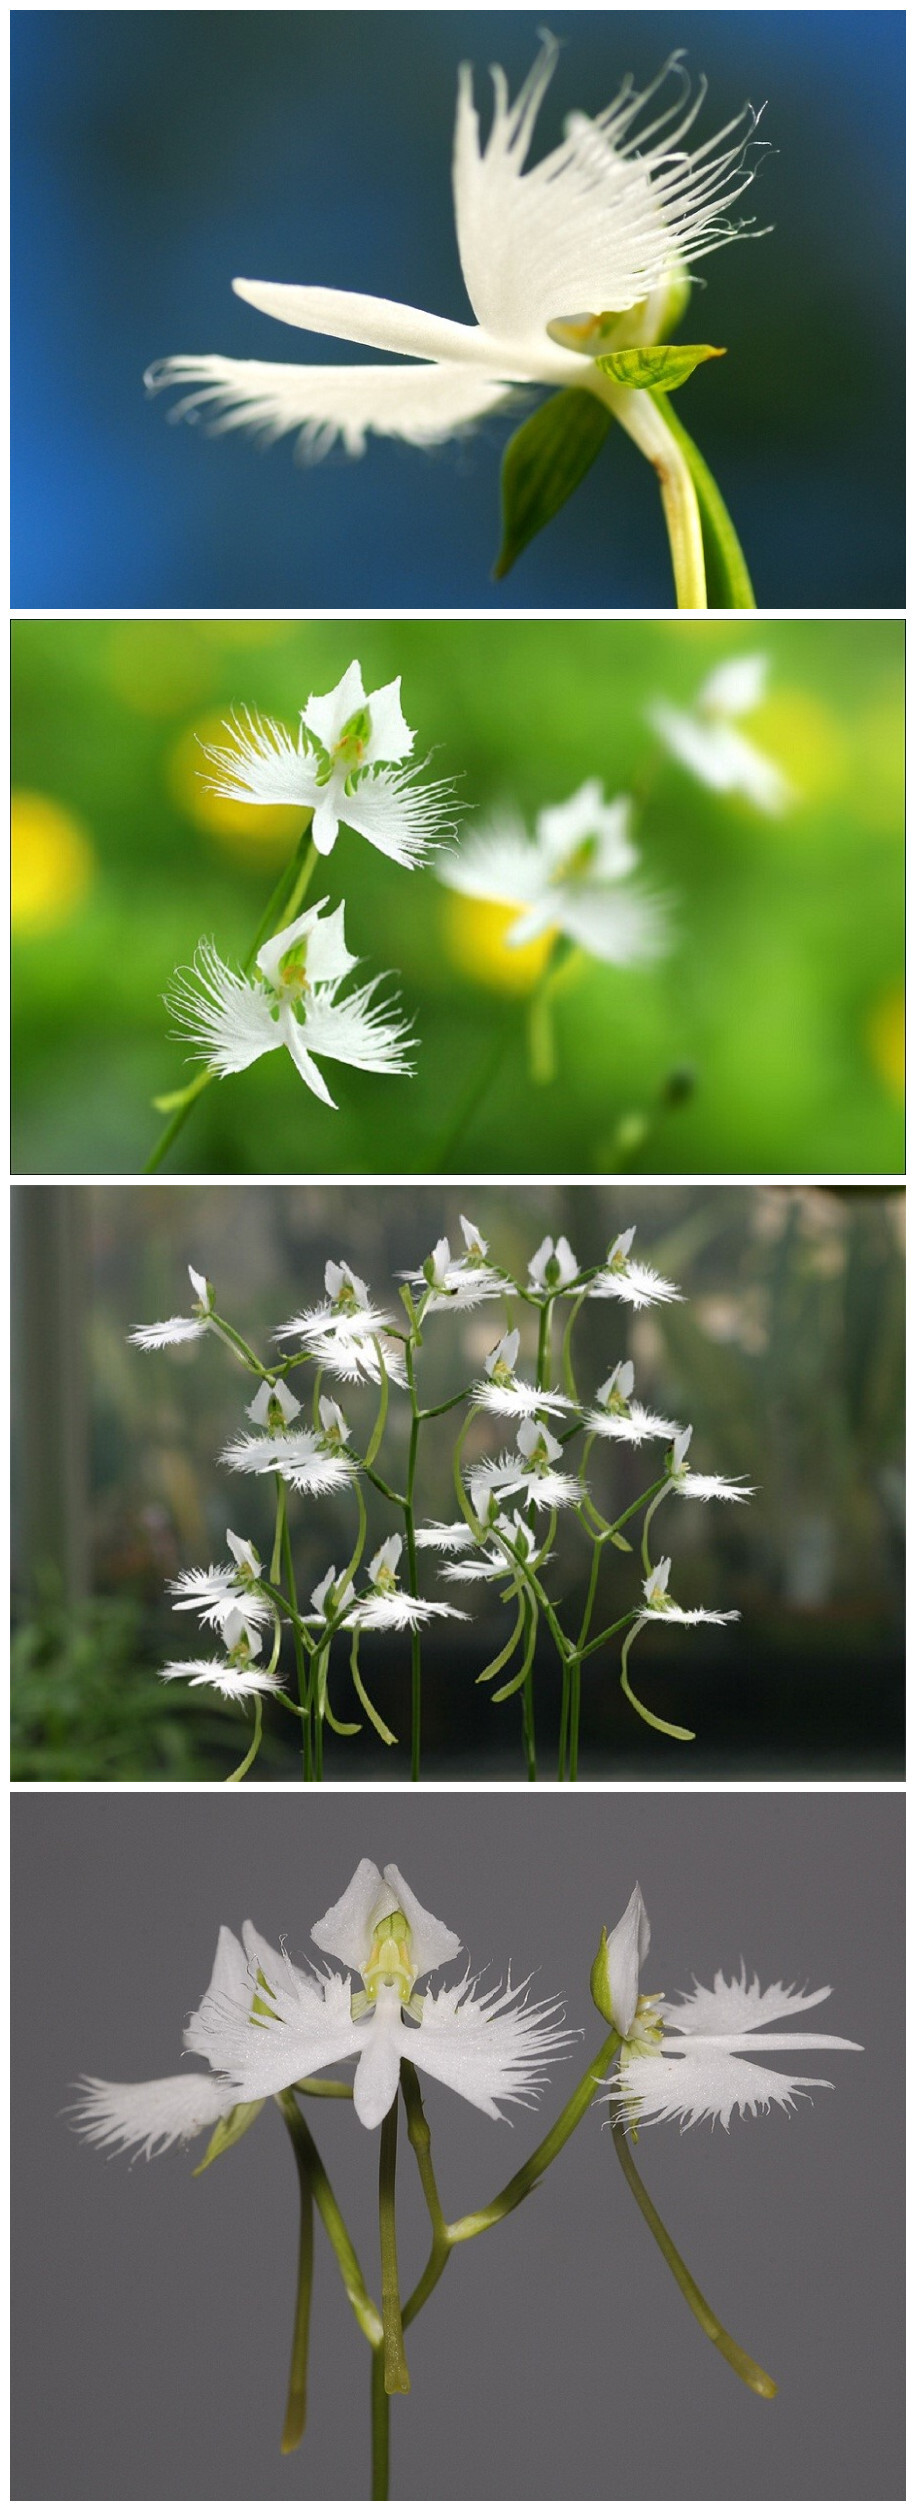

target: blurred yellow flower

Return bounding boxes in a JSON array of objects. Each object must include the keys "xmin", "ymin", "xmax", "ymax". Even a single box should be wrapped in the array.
[
  {"xmin": 866, "ymin": 988, "xmax": 904, "ymax": 1098},
  {"xmin": 12, "ymin": 791, "xmax": 96, "ymax": 933},
  {"xmin": 168, "ymin": 715, "xmax": 303, "ymax": 862},
  {"xmin": 443, "ymin": 892, "xmax": 554, "ymax": 992}
]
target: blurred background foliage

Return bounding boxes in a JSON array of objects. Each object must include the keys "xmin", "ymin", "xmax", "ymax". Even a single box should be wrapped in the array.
[
  {"xmin": 12, "ymin": 1184, "xmax": 904, "ymax": 1782},
  {"xmin": 11, "ymin": 10, "xmax": 904, "ymax": 606},
  {"xmin": 11, "ymin": 616, "xmax": 903, "ymax": 1175}
]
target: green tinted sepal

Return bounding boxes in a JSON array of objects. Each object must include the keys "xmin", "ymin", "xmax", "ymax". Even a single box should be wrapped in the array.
[
  {"xmin": 596, "ymin": 344, "xmax": 725, "ymax": 391},
  {"xmin": 192, "ymin": 2100, "xmax": 265, "ymax": 2174},
  {"xmin": 494, "ymin": 389, "xmax": 613, "ymax": 579}
]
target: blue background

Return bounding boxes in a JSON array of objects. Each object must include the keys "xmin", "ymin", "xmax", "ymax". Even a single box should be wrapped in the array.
[{"xmin": 11, "ymin": 9, "xmax": 905, "ymax": 609}]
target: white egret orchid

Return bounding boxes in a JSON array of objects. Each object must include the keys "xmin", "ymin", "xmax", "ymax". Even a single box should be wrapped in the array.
[
  {"xmin": 349, "ymin": 1537, "xmax": 469, "ymax": 1633},
  {"xmin": 638, "ymin": 1556, "xmax": 739, "ymax": 1629},
  {"xmin": 585, "ymin": 1360, "xmax": 681, "ymax": 1446},
  {"xmin": 160, "ymin": 1609, "xmax": 283, "ymax": 1702},
  {"xmin": 528, "ymin": 1234, "xmax": 580, "ymax": 1293},
  {"xmin": 649, "ymin": 655, "xmax": 792, "ymax": 814},
  {"xmin": 439, "ymin": 780, "xmax": 669, "ymax": 967},
  {"xmin": 470, "ymin": 1417, "xmax": 582, "ymax": 1517},
  {"xmin": 595, "ymin": 1885, "xmax": 861, "ymax": 2131},
  {"xmin": 399, "ymin": 1219, "xmax": 504, "ymax": 1312},
  {"xmin": 590, "ymin": 1227, "xmax": 683, "ymax": 1309},
  {"xmin": 128, "ymin": 1264, "xmax": 213, "ymax": 1349},
  {"xmin": 664, "ymin": 1423, "xmax": 753, "ymax": 1502},
  {"xmin": 166, "ymin": 900, "xmax": 414, "ymax": 1110},
  {"xmin": 200, "ymin": 662, "xmax": 457, "ymax": 863},
  {"xmin": 473, "ymin": 1328, "xmax": 573, "ymax": 1418},
  {"xmin": 168, "ymin": 1530, "xmax": 271, "ymax": 1638},
  {"xmin": 276, "ymin": 1258, "xmax": 408, "ymax": 1386},
  {"xmin": 76, "ymin": 1863, "xmax": 573, "ymax": 2146},
  {"xmin": 147, "ymin": 36, "xmax": 761, "ymax": 494},
  {"xmin": 220, "ymin": 1411, "xmax": 357, "ymax": 1496}
]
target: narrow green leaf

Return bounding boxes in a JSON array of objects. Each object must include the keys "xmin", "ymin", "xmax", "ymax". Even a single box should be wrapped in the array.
[
  {"xmin": 609, "ymin": 1532, "xmax": 633, "ymax": 1552},
  {"xmin": 649, "ymin": 390, "xmax": 756, "ymax": 610},
  {"xmin": 596, "ymin": 344, "xmax": 725, "ymax": 391},
  {"xmin": 193, "ymin": 2100, "xmax": 265, "ymax": 2175},
  {"xmin": 494, "ymin": 389, "xmax": 613, "ymax": 579}
]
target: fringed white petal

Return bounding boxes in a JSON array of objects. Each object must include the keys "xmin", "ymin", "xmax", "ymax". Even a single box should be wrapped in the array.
[
  {"xmin": 590, "ymin": 1260, "xmax": 683, "ymax": 1309},
  {"xmin": 438, "ymin": 814, "xmax": 548, "ymax": 907},
  {"xmin": 339, "ymin": 762, "xmax": 459, "ymax": 868},
  {"xmin": 128, "ymin": 1314, "xmax": 208, "ymax": 1349},
  {"xmin": 473, "ymin": 1378, "xmax": 574, "ymax": 1417},
  {"xmin": 665, "ymin": 1968, "xmax": 837, "ymax": 2036},
  {"xmin": 167, "ymin": 944, "xmax": 280, "ymax": 1077},
  {"xmin": 453, "ymin": 36, "xmax": 764, "ymax": 339},
  {"xmin": 296, "ymin": 975, "xmax": 415, "ymax": 1079},
  {"xmin": 414, "ymin": 1520, "xmax": 477, "ymax": 1553},
  {"xmin": 193, "ymin": 1959, "xmax": 365, "ymax": 2099},
  {"xmin": 200, "ymin": 709, "xmax": 316, "ymax": 809},
  {"xmin": 585, "ymin": 1402, "xmax": 680, "ymax": 1445},
  {"xmin": 70, "ymin": 2072, "xmax": 237, "ymax": 2159},
  {"xmin": 412, "ymin": 1972, "xmax": 576, "ymax": 2118},
  {"xmin": 615, "ymin": 2047, "xmax": 835, "ymax": 2131},
  {"xmin": 146, "ymin": 351, "xmax": 517, "ymax": 457},
  {"xmin": 550, "ymin": 882, "xmax": 671, "ymax": 967},
  {"xmin": 673, "ymin": 1470, "xmax": 753, "ymax": 1503},
  {"xmin": 220, "ymin": 1428, "xmax": 356, "ymax": 1495},
  {"xmin": 353, "ymin": 1593, "xmax": 468, "ymax": 1630},
  {"xmin": 160, "ymin": 1659, "xmax": 283, "ymax": 1699}
]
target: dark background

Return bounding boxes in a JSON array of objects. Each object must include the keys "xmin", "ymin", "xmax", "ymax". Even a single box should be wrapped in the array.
[
  {"xmin": 12, "ymin": 1182, "xmax": 904, "ymax": 1783},
  {"xmin": 11, "ymin": 11, "xmax": 905, "ymax": 607},
  {"xmin": 11, "ymin": 1788, "xmax": 901, "ymax": 2500}
]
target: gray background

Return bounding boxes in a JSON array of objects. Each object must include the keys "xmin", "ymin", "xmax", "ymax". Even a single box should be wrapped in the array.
[{"xmin": 12, "ymin": 1789, "xmax": 902, "ymax": 2500}]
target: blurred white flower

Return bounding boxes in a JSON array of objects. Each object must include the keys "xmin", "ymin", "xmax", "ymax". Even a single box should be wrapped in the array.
[
  {"xmin": 599, "ymin": 1886, "xmax": 861, "ymax": 2130},
  {"xmin": 148, "ymin": 39, "xmax": 760, "ymax": 462},
  {"xmin": 167, "ymin": 901, "xmax": 414, "ymax": 1110},
  {"xmin": 128, "ymin": 1264, "xmax": 213, "ymax": 1349},
  {"xmin": 649, "ymin": 655, "xmax": 792, "ymax": 814},
  {"xmin": 199, "ymin": 662, "xmax": 457, "ymax": 862},
  {"xmin": 590, "ymin": 1227, "xmax": 683, "ymax": 1310},
  {"xmin": 440, "ymin": 780, "xmax": 669, "ymax": 967}
]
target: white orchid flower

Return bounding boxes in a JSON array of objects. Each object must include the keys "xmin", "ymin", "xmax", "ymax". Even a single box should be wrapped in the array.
[
  {"xmin": 528, "ymin": 1233, "xmax": 579, "ymax": 1293},
  {"xmin": 147, "ymin": 38, "xmax": 760, "ymax": 480},
  {"xmin": 306, "ymin": 1564, "xmax": 357, "ymax": 1625},
  {"xmin": 348, "ymin": 1536, "xmax": 469, "ymax": 1632},
  {"xmin": 440, "ymin": 780, "xmax": 669, "ymax": 967},
  {"xmin": 398, "ymin": 1233, "xmax": 503, "ymax": 1313},
  {"xmin": 166, "ymin": 899, "xmax": 414, "ymax": 1111},
  {"xmin": 168, "ymin": 1531, "xmax": 271, "ymax": 1639},
  {"xmin": 75, "ymin": 1866, "xmax": 574, "ymax": 2148},
  {"xmin": 473, "ymin": 1328, "xmax": 574, "ymax": 1418},
  {"xmin": 160, "ymin": 1608, "xmax": 284, "ymax": 1702},
  {"xmin": 276, "ymin": 1259, "xmax": 408, "ymax": 1386},
  {"xmin": 220, "ymin": 1418, "xmax": 357, "ymax": 1497},
  {"xmin": 470, "ymin": 1417, "xmax": 582, "ymax": 1518},
  {"xmin": 585, "ymin": 1360, "xmax": 681, "ymax": 1446},
  {"xmin": 128, "ymin": 1263, "xmax": 213, "ymax": 1349},
  {"xmin": 246, "ymin": 1376, "xmax": 302, "ymax": 1431},
  {"xmin": 649, "ymin": 655, "xmax": 792, "ymax": 814},
  {"xmin": 438, "ymin": 1512, "xmax": 552, "ymax": 1585},
  {"xmin": 638, "ymin": 1556, "xmax": 739, "ymax": 1629},
  {"xmin": 590, "ymin": 1227, "xmax": 683, "ymax": 1310},
  {"xmin": 664, "ymin": 1423, "xmax": 753, "ymax": 1502},
  {"xmin": 596, "ymin": 1886, "xmax": 861, "ymax": 2131},
  {"xmin": 199, "ymin": 663, "xmax": 457, "ymax": 863}
]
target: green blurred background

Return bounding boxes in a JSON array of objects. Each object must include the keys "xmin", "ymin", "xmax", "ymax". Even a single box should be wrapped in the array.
[
  {"xmin": 12, "ymin": 618, "xmax": 903, "ymax": 1175},
  {"xmin": 12, "ymin": 1183, "xmax": 904, "ymax": 1783}
]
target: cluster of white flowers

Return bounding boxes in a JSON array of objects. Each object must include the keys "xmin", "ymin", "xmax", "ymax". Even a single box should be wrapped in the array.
[
  {"xmin": 130, "ymin": 1220, "xmax": 753, "ymax": 1772},
  {"xmin": 73, "ymin": 1862, "xmax": 858, "ymax": 2160}
]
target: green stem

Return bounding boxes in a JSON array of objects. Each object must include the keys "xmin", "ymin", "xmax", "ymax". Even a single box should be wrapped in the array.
[
  {"xmin": 641, "ymin": 1481, "xmax": 670, "ymax": 1575},
  {"xmin": 350, "ymin": 1629, "xmax": 398, "ymax": 1747},
  {"xmin": 595, "ymin": 377, "xmax": 707, "ymax": 608},
  {"xmin": 619, "ymin": 1621, "xmax": 695, "ymax": 1742},
  {"xmin": 144, "ymin": 823, "xmax": 316, "ymax": 1172},
  {"xmin": 611, "ymin": 2123, "xmax": 776, "ymax": 2396},
  {"xmin": 449, "ymin": 2030, "xmax": 621, "ymax": 2243},
  {"xmin": 379, "ymin": 2095, "xmax": 410, "ymax": 2394},
  {"xmin": 430, "ymin": 1017, "xmax": 514, "ymax": 1169},
  {"xmin": 370, "ymin": 2347, "xmax": 390, "ymax": 2501},
  {"xmin": 276, "ymin": 2092, "xmax": 383, "ymax": 2348},
  {"xmin": 649, "ymin": 389, "xmax": 756, "ymax": 609},
  {"xmin": 225, "ymin": 1694, "xmax": 263, "ymax": 1784},
  {"xmin": 401, "ymin": 2064, "xmax": 452, "ymax": 2329},
  {"xmin": 567, "ymin": 1656, "xmax": 582, "ymax": 1781},
  {"xmin": 557, "ymin": 1658, "xmax": 571, "ymax": 1780},
  {"xmin": 279, "ymin": 2103, "xmax": 315, "ymax": 2454},
  {"xmin": 282, "ymin": 1507, "xmax": 313, "ymax": 1780}
]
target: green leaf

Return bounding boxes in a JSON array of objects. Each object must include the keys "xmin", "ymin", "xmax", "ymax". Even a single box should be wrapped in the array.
[
  {"xmin": 596, "ymin": 344, "xmax": 725, "ymax": 391},
  {"xmin": 193, "ymin": 2100, "xmax": 265, "ymax": 2175},
  {"xmin": 494, "ymin": 390, "xmax": 613, "ymax": 579},
  {"xmin": 649, "ymin": 390, "xmax": 756, "ymax": 609}
]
